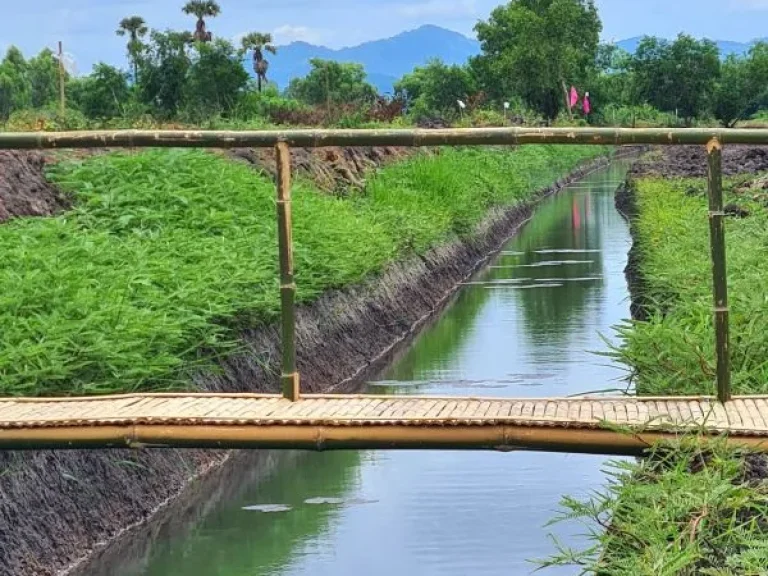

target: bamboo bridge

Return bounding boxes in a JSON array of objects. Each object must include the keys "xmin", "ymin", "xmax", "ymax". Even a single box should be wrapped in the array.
[
  {"xmin": 3, "ymin": 127, "xmax": 768, "ymax": 455},
  {"xmin": 0, "ymin": 393, "xmax": 768, "ymax": 455}
]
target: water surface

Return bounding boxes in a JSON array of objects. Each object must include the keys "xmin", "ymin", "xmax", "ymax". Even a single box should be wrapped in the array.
[{"xmin": 82, "ymin": 160, "xmax": 632, "ymax": 576}]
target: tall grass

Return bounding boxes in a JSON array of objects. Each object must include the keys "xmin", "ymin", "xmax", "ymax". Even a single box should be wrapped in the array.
[
  {"xmin": 611, "ymin": 176, "xmax": 768, "ymax": 395},
  {"xmin": 545, "ymin": 441, "xmax": 768, "ymax": 575},
  {"xmin": 0, "ymin": 145, "xmax": 605, "ymax": 396}
]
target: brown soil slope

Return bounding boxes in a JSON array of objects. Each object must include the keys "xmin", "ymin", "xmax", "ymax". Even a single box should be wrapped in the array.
[
  {"xmin": 631, "ymin": 145, "xmax": 768, "ymax": 178},
  {"xmin": 229, "ymin": 146, "xmax": 413, "ymax": 192},
  {"xmin": 0, "ymin": 152, "xmax": 68, "ymax": 222}
]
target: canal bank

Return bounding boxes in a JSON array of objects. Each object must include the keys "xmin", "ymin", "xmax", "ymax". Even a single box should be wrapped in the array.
[
  {"xmin": 0, "ymin": 147, "xmax": 619, "ymax": 576},
  {"xmin": 76, "ymin": 159, "xmax": 635, "ymax": 576}
]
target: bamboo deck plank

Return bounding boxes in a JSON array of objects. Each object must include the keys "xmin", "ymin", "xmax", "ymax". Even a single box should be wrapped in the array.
[{"xmin": 1, "ymin": 395, "xmax": 768, "ymax": 437}]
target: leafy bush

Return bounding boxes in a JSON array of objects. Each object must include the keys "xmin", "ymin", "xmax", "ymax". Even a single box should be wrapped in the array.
[
  {"xmin": 0, "ymin": 145, "xmax": 605, "ymax": 395},
  {"xmin": 3, "ymin": 107, "xmax": 89, "ymax": 131}
]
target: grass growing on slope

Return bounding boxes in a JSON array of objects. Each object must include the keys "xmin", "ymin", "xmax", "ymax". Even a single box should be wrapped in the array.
[
  {"xmin": 544, "ymin": 441, "xmax": 768, "ymax": 575},
  {"xmin": 0, "ymin": 145, "xmax": 605, "ymax": 396},
  {"xmin": 608, "ymin": 175, "xmax": 768, "ymax": 395}
]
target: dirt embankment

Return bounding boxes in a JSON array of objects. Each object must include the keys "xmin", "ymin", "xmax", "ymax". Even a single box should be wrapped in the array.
[
  {"xmin": 228, "ymin": 146, "xmax": 415, "ymax": 193},
  {"xmin": 0, "ymin": 150, "xmax": 616, "ymax": 576},
  {"xmin": 0, "ymin": 152, "xmax": 69, "ymax": 222},
  {"xmin": 630, "ymin": 145, "xmax": 768, "ymax": 178}
]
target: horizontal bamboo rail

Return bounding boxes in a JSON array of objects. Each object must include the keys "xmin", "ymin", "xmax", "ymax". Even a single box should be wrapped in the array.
[
  {"xmin": 1, "ymin": 424, "xmax": 767, "ymax": 455},
  {"xmin": 0, "ymin": 127, "xmax": 767, "ymax": 149}
]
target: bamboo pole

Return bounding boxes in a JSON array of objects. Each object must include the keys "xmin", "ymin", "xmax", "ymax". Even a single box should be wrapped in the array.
[
  {"xmin": 707, "ymin": 138, "xmax": 731, "ymax": 403},
  {"xmin": 275, "ymin": 142, "xmax": 300, "ymax": 401},
  {"xmin": 1, "ymin": 128, "xmax": 768, "ymax": 150},
  {"xmin": 0, "ymin": 423, "xmax": 767, "ymax": 455},
  {"xmin": 57, "ymin": 41, "xmax": 66, "ymax": 116},
  {"xmin": 561, "ymin": 80, "xmax": 574, "ymax": 121}
]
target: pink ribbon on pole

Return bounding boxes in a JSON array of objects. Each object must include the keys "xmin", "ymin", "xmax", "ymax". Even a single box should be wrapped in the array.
[
  {"xmin": 569, "ymin": 86, "xmax": 579, "ymax": 109},
  {"xmin": 583, "ymin": 92, "xmax": 591, "ymax": 115}
]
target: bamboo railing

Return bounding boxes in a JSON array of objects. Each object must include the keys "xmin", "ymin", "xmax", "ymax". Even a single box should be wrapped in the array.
[
  {"xmin": 0, "ymin": 127, "xmax": 767, "ymax": 149},
  {"xmin": 4, "ymin": 127, "xmax": 768, "ymax": 403}
]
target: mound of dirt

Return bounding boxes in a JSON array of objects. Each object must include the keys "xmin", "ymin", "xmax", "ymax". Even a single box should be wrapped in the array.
[
  {"xmin": 0, "ymin": 152, "xmax": 69, "ymax": 223},
  {"xmin": 631, "ymin": 145, "xmax": 768, "ymax": 178},
  {"xmin": 228, "ymin": 146, "xmax": 415, "ymax": 193}
]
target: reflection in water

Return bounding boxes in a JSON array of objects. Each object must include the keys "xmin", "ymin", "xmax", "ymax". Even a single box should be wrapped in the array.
[{"xmin": 81, "ymin": 161, "xmax": 632, "ymax": 576}]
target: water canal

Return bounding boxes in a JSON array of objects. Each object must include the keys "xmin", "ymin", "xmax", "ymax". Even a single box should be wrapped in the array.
[{"xmin": 81, "ymin": 159, "xmax": 633, "ymax": 576}]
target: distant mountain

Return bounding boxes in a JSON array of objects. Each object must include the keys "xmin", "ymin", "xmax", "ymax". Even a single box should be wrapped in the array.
[
  {"xmin": 257, "ymin": 26, "xmax": 766, "ymax": 95},
  {"xmin": 262, "ymin": 25, "xmax": 481, "ymax": 94},
  {"xmin": 616, "ymin": 36, "xmax": 767, "ymax": 57}
]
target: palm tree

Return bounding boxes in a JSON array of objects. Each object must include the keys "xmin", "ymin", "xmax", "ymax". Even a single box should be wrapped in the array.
[
  {"xmin": 182, "ymin": 0, "xmax": 221, "ymax": 43},
  {"xmin": 241, "ymin": 32, "xmax": 277, "ymax": 92},
  {"xmin": 116, "ymin": 16, "xmax": 148, "ymax": 82}
]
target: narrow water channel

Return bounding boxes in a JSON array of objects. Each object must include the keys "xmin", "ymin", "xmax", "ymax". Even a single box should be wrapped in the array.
[{"xmin": 82, "ymin": 160, "xmax": 632, "ymax": 576}]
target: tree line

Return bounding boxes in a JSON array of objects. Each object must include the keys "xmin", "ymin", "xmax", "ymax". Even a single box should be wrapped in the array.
[{"xmin": 1, "ymin": 0, "xmax": 766, "ymax": 128}]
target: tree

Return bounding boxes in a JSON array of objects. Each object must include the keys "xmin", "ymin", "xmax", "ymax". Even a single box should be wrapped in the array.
[
  {"xmin": 286, "ymin": 59, "xmax": 378, "ymax": 108},
  {"xmin": 395, "ymin": 60, "xmax": 477, "ymax": 119},
  {"xmin": 136, "ymin": 30, "xmax": 193, "ymax": 118},
  {"xmin": 182, "ymin": 0, "xmax": 221, "ymax": 43},
  {"xmin": 74, "ymin": 63, "xmax": 130, "ymax": 119},
  {"xmin": 27, "ymin": 49, "xmax": 60, "ymax": 109},
  {"xmin": 472, "ymin": 0, "xmax": 601, "ymax": 121},
  {"xmin": 116, "ymin": 16, "xmax": 149, "ymax": 82},
  {"xmin": 632, "ymin": 35, "xmax": 720, "ymax": 124},
  {"xmin": 0, "ymin": 47, "xmax": 31, "ymax": 118},
  {"xmin": 588, "ymin": 43, "xmax": 633, "ymax": 117},
  {"xmin": 241, "ymin": 32, "xmax": 277, "ymax": 92},
  {"xmin": 183, "ymin": 38, "xmax": 249, "ymax": 119},
  {"xmin": 713, "ymin": 43, "xmax": 768, "ymax": 127}
]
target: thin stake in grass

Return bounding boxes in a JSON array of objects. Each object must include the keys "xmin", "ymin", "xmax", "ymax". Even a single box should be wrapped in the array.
[
  {"xmin": 276, "ymin": 142, "xmax": 300, "ymax": 401},
  {"xmin": 707, "ymin": 138, "xmax": 731, "ymax": 403}
]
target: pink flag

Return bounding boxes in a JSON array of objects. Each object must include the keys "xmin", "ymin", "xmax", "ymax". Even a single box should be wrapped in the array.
[
  {"xmin": 569, "ymin": 86, "xmax": 579, "ymax": 109},
  {"xmin": 583, "ymin": 92, "xmax": 591, "ymax": 115}
]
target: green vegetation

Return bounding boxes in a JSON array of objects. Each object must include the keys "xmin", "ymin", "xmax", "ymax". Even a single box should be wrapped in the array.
[
  {"xmin": 0, "ymin": 145, "xmax": 605, "ymax": 395},
  {"xmin": 612, "ymin": 176, "xmax": 768, "ymax": 395},
  {"xmin": 546, "ymin": 441, "xmax": 768, "ymax": 575},
  {"xmin": 1, "ymin": 0, "xmax": 766, "ymax": 130},
  {"xmin": 472, "ymin": 0, "xmax": 601, "ymax": 121}
]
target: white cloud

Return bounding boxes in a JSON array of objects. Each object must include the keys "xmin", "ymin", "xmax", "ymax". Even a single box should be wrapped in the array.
[
  {"xmin": 272, "ymin": 25, "xmax": 324, "ymax": 44},
  {"xmin": 396, "ymin": 0, "xmax": 478, "ymax": 18}
]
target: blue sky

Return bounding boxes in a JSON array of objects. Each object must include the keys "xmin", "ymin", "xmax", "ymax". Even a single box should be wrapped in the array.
[{"xmin": 4, "ymin": 0, "xmax": 768, "ymax": 73}]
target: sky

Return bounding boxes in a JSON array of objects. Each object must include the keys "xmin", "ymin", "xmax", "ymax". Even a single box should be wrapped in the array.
[{"xmin": 3, "ymin": 0, "xmax": 768, "ymax": 74}]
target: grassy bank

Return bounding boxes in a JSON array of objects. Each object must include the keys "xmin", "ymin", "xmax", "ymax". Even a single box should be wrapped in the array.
[
  {"xmin": 0, "ymin": 145, "xmax": 606, "ymax": 396},
  {"xmin": 547, "ymin": 441, "xmax": 768, "ymax": 574},
  {"xmin": 614, "ymin": 176, "xmax": 768, "ymax": 395},
  {"xmin": 548, "ymin": 169, "xmax": 768, "ymax": 574}
]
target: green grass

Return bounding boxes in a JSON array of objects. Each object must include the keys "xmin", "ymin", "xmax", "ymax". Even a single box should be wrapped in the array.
[
  {"xmin": 610, "ymin": 176, "xmax": 768, "ymax": 395},
  {"xmin": 544, "ymin": 441, "xmax": 768, "ymax": 575},
  {"xmin": 0, "ymin": 145, "xmax": 605, "ymax": 396}
]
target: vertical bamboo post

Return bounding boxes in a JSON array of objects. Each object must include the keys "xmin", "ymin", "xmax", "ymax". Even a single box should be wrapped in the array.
[
  {"xmin": 57, "ymin": 41, "xmax": 66, "ymax": 116},
  {"xmin": 561, "ymin": 80, "xmax": 574, "ymax": 121},
  {"xmin": 706, "ymin": 138, "xmax": 731, "ymax": 402},
  {"xmin": 275, "ymin": 142, "xmax": 300, "ymax": 401}
]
